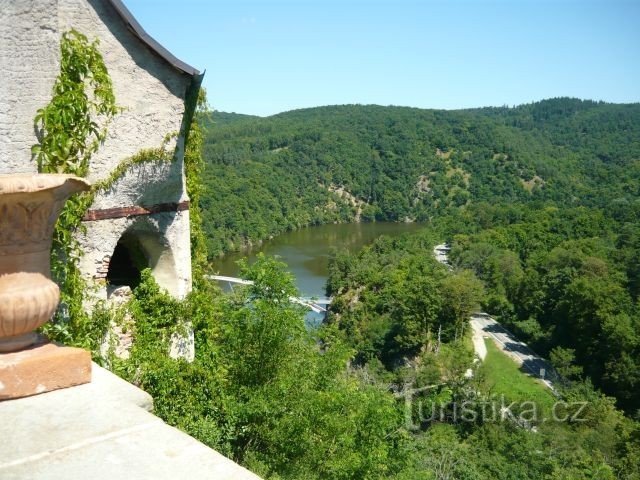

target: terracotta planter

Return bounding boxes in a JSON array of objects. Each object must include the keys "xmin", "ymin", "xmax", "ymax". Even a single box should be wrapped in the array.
[{"xmin": 0, "ymin": 174, "xmax": 90, "ymax": 352}]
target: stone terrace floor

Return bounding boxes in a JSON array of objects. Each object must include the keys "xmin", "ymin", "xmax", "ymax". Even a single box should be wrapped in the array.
[{"xmin": 0, "ymin": 363, "xmax": 261, "ymax": 480}]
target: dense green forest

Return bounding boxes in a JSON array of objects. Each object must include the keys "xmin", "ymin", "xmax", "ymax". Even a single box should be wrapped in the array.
[
  {"xmin": 201, "ymin": 98, "xmax": 640, "ymax": 256},
  {"xmin": 324, "ymin": 224, "xmax": 640, "ymax": 479},
  {"xmin": 444, "ymin": 204, "xmax": 640, "ymax": 414},
  {"xmin": 91, "ymin": 98, "xmax": 640, "ymax": 479}
]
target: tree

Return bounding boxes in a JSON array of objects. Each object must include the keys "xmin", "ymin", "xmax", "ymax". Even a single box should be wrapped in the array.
[
  {"xmin": 440, "ymin": 270, "xmax": 485, "ymax": 340},
  {"xmin": 549, "ymin": 346, "xmax": 582, "ymax": 380},
  {"xmin": 389, "ymin": 261, "xmax": 443, "ymax": 356},
  {"xmin": 220, "ymin": 256, "xmax": 406, "ymax": 478}
]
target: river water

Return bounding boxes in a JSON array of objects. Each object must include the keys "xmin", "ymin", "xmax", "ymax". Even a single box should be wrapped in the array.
[{"xmin": 210, "ymin": 222, "xmax": 424, "ymax": 298}]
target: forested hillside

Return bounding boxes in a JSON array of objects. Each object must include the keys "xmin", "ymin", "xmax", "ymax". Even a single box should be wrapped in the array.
[
  {"xmin": 201, "ymin": 98, "xmax": 640, "ymax": 256},
  {"xmin": 103, "ymin": 98, "xmax": 640, "ymax": 479}
]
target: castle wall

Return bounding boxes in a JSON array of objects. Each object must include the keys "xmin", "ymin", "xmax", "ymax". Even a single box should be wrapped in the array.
[
  {"xmin": 0, "ymin": 0, "xmax": 196, "ymax": 299},
  {"xmin": 0, "ymin": 0, "xmax": 60, "ymax": 174},
  {"xmin": 79, "ymin": 209, "xmax": 192, "ymax": 299}
]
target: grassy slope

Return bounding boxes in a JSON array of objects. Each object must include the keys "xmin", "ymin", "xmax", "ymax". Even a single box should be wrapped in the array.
[{"xmin": 479, "ymin": 339, "xmax": 556, "ymax": 416}]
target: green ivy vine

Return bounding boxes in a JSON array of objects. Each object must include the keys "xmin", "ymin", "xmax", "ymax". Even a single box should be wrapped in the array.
[
  {"xmin": 31, "ymin": 29, "xmax": 119, "ymax": 347},
  {"xmin": 32, "ymin": 29, "xmax": 120, "ymax": 176},
  {"xmin": 184, "ymin": 89, "xmax": 210, "ymax": 287}
]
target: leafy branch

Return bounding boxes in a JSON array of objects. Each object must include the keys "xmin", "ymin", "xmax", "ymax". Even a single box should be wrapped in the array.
[{"xmin": 32, "ymin": 29, "xmax": 120, "ymax": 176}]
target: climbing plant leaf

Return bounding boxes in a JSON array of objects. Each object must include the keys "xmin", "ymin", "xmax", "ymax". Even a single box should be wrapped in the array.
[{"xmin": 32, "ymin": 29, "xmax": 120, "ymax": 177}]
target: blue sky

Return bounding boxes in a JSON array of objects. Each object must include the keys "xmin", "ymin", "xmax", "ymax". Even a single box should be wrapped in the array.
[{"xmin": 124, "ymin": 0, "xmax": 640, "ymax": 117}]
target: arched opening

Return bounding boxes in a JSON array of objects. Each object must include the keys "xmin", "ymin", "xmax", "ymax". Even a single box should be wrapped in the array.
[
  {"xmin": 106, "ymin": 227, "xmax": 180, "ymax": 296},
  {"xmin": 106, "ymin": 233, "xmax": 147, "ymax": 290}
]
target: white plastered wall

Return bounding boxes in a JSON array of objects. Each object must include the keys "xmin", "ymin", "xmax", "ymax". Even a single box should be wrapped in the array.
[
  {"xmin": 0, "ymin": 0, "xmax": 60, "ymax": 174},
  {"xmin": 0, "ymin": 0, "xmax": 194, "ymax": 298}
]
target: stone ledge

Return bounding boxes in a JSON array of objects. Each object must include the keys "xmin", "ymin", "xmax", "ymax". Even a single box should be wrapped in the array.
[
  {"xmin": 90, "ymin": 362, "xmax": 154, "ymax": 412},
  {"xmin": 0, "ymin": 342, "xmax": 91, "ymax": 400},
  {"xmin": 0, "ymin": 362, "xmax": 261, "ymax": 479}
]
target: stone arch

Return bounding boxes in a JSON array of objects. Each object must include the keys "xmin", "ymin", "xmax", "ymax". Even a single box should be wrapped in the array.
[
  {"xmin": 106, "ymin": 219, "xmax": 180, "ymax": 297},
  {"xmin": 106, "ymin": 232, "xmax": 145, "ymax": 290}
]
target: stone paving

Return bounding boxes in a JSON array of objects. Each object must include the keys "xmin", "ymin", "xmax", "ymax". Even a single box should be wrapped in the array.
[{"xmin": 0, "ymin": 364, "xmax": 261, "ymax": 480}]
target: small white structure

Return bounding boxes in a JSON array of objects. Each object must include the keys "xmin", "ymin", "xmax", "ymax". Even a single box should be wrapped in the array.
[
  {"xmin": 433, "ymin": 243, "xmax": 451, "ymax": 268},
  {"xmin": 0, "ymin": 0, "xmax": 203, "ymax": 299}
]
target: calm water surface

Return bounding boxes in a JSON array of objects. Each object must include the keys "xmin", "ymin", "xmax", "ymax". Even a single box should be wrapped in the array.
[{"xmin": 210, "ymin": 222, "xmax": 424, "ymax": 297}]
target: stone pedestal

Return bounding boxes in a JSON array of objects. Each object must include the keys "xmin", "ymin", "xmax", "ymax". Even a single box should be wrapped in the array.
[
  {"xmin": 0, "ymin": 340, "xmax": 91, "ymax": 400},
  {"xmin": 0, "ymin": 174, "xmax": 92, "ymax": 400}
]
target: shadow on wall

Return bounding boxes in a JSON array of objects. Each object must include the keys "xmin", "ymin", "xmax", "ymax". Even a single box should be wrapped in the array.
[{"xmin": 86, "ymin": 0, "xmax": 190, "ymax": 97}]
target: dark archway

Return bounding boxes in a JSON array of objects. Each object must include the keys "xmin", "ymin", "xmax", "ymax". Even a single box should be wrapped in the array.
[
  {"xmin": 106, "ymin": 233, "xmax": 148, "ymax": 289},
  {"xmin": 106, "ymin": 226, "xmax": 179, "ymax": 295}
]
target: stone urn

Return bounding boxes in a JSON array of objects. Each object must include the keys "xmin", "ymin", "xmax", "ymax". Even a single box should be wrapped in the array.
[{"xmin": 0, "ymin": 174, "xmax": 90, "ymax": 353}]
